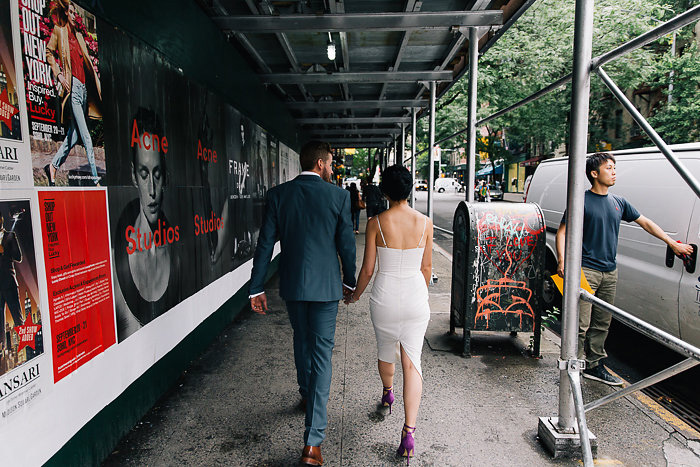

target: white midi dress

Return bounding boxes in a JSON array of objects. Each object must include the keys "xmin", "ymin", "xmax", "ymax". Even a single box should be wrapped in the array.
[{"xmin": 369, "ymin": 217, "xmax": 431, "ymax": 378}]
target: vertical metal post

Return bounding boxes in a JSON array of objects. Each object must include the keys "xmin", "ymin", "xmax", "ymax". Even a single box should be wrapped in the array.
[
  {"xmin": 411, "ymin": 108, "xmax": 417, "ymax": 207},
  {"xmin": 399, "ymin": 123, "xmax": 406, "ymax": 167},
  {"xmin": 668, "ymin": 31, "xmax": 676, "ymax": 104},
  {"xmin": 392, "ymin": 137, "xmax": 397, "ymax": 166},
  {"xmin": 559, "ymin": 0, "xmax": 594, "ymax": 435},
  {"xmin": 428, "ymin": 81, "xmax": 436, "ymax": 221},
  {"xmin": 466, "ymin": 27, "xmax": 478, "ymax": 203}
]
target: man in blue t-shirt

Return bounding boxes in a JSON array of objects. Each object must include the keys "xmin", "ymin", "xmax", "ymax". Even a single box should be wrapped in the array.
[{"xmin": 555, "ymin": 152, "xmax": 692, "ymax": 386}]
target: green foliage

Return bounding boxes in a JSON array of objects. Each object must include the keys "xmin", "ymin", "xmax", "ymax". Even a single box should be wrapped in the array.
[{"xmin": 421, "ymin": 0, "xmax": 699, "ymax": 159}]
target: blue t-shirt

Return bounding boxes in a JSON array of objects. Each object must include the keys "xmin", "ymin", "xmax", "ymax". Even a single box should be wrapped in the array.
[{"xmin": 561, "ymin": 190, "xmax": 640, "ymax": 272}]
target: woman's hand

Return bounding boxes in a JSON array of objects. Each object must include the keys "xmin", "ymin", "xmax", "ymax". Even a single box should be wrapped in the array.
[
  {"xmin": 344, "ymin": 292, "xmax": 360, "ymax": 305},
  {"xmin": 57, "ymin": 72, "xmax": 69, "ymax": 90}
]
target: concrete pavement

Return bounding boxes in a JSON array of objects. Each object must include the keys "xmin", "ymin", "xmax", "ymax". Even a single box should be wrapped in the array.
[{"xmin": 103, "ymin": 211, "xmax": 700, "ymax": 466}]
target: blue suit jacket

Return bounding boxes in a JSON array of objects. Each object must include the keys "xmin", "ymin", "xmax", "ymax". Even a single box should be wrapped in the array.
[{"xmin": 249, "ymin": 174, "xmax": 357, "ymax": 302}]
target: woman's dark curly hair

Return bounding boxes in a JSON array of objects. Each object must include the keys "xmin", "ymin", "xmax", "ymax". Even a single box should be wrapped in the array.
[{"xmin": 379, "ymin": 164, "xmax": 413, "ymax": 201}]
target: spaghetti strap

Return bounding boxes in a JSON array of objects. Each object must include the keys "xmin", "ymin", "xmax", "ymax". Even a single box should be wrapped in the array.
[
  {"xmin": 377, "ymin": 216, "xmax": 387, "ymax": 247},
  {"xmin": 418, "ymin": 217, "xmax": 428, "ymax": 247}
]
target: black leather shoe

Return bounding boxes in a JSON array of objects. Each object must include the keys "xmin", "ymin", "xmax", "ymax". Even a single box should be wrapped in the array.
[{"xmin": 43, "ymin": 164, "xmax": 55, "ymax": 186}]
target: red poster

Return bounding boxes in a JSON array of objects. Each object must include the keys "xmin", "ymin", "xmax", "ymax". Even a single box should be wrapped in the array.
[{"xmin": 38, "ymin": 191, "xmax": 115, "ymax": 382}]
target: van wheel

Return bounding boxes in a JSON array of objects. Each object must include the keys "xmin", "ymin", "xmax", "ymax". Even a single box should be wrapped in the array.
[
  {"xmin": 458, "ymin": 187, "xmax": 465, "ymax": 193},
  {"xmin": 438, "ymin": 188, "xmax": 445, "ymax": 193},
  {"xmin": 542, "ymin": 258, "xmax": 562, "ymax": 313}
]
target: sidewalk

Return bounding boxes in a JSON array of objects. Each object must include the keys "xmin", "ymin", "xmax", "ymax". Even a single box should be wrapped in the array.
[{"xmin": 103, "ymin": 212, "xmax": 700, "ymax": 466}]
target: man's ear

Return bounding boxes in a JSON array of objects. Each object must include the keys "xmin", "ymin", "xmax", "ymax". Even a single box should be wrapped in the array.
[{"xmin": 591, "ymin": 169, "xmax": 599, "ymax": 180}]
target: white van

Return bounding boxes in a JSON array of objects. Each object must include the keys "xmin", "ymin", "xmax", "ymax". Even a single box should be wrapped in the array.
[
  {"xmin": 526, "ymin": 143, "xmax": 700, "ymax": 348},
  {"xmin": 434, "ymin": 177, "xmax": 464, "ymax": 193}
]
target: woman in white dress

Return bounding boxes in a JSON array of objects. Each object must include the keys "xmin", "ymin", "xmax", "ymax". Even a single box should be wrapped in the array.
[{"xmin": 346, "ymin": 165, "xmax": 433, "ymax": 465}]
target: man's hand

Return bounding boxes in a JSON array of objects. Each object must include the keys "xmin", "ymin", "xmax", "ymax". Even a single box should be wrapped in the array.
[
  {"xmin": 343, "ymin": 292, "xmax": 359, "ymax": 305},
  {"xmin": 343, "ymin": 285, "xmax": 354, "ymax": 300},
  {"xmin": 0, "ymin": 244, "xmax": 4, "ymax": 254},
  {"xmin": 250, "ymin": 294, "xmax": 268, "ymax": 315},
  {"xmin": 557, "ymin": 259, "xmax": 565, "ymax": 278},
  {"xmin": 670, "ymin": 241, "xmax": 693, "ymax": 258}
]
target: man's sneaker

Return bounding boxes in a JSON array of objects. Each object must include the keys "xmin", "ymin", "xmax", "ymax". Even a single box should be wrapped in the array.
[{"xmin": 582, "ymin": 364, "xmax": 624, "ymax": 386}]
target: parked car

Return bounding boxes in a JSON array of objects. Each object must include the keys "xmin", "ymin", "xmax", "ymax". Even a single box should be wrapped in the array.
[
  {"xmin": 522, "ymin": 175, "xmax": 533, "ymax": 201},
  {"xmin": 434, "ymin": 177, "xmax": 465, "ymax": 193},
  {"xmin": 526, "ymin": 143, "xmax": 700, "ymax": 348},
  {"xmin": 415, "ymin": 179, "xmax": 428, "ymax": 191},
  {"xmin": 489, "ymin": 184, "xmax": 504, "ymax": 200}
]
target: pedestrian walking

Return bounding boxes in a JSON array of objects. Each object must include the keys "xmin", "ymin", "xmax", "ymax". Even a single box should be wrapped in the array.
[{"xmin": 249, "ymin": 141, "xmax": 357, "ymax": 466}]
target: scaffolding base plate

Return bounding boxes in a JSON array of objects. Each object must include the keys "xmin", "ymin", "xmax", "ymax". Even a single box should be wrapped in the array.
[{"xmin": 537, "ymin": 416, "xmax": 598, "ymax": 459}]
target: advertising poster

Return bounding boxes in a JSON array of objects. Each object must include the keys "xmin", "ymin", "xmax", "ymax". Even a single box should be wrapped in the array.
[
  {"xmin": 180, "ymin": 89, "xmax": 232, "ymax": 296},
  {"xmin": 101, "ymin": 27, "xmax": 188, "ymax": 342},
  {"xmin": 0, "ymin": 0, "xmax": 21, "ymax": 141},
  {"xmin": 38, "ymin": 190, "xmax": 115, "ymax": 382},
  {"xmin": 19, "ymin": 0, "xmax": 105, "ymax": 187},
  {"xmin": 226, "ymin": 107, "xmax": 256, "ymax": 270},
  {"xmin": 0, "ymin": 198, "xmax": 45, "ymax": 421},
  {"xmin": 1, "ymin": 0, "xmax": 32, "ymax": 188},
  {"xmin": 278, "ymin": 142, "xmax": 289, "ymax": 183}
]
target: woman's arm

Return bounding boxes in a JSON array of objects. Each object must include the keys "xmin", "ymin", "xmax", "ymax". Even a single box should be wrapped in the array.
[
  {"xmin": 347, "ymin": 217, "xmax": 378, "ymax": 302},
  {"xmin": 46, "ymin": 30, "xmax": 69, "ymax": 90},
  {"xmin": 420, "ymin": 218, "xmax": 433, "ymax": 286}
]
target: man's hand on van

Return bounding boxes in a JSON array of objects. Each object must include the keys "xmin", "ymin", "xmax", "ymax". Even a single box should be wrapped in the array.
[
  {"xmin": 635, "ymin": 215, "xmax": 693, "ymax": 259},
  {"xmin": 670, "ymin": 240, "xmax": 693, "ymax": 259}
]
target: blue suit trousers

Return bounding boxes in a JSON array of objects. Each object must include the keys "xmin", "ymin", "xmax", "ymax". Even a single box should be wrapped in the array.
[{"xmin": 286, "ymin": 300, "xmax": 338, "ymax": 446}]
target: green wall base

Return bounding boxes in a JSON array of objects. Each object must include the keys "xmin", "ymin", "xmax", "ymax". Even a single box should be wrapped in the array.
[{"xmin": 46, "ymin": 259, "xmax": 278, "ymax": 466}]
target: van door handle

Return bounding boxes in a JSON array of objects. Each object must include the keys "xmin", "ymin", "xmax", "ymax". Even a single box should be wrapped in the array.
[
  {"xmin": 683, "ymin": 244, "xmax": 697, "ymax": 274},
  {"xmin": 667, "ymin": 243, "xmax": 698, "ymax": 273},
  {"xmin": 665, "ymin": 245, "xmax": 675, "ymax": 268}
]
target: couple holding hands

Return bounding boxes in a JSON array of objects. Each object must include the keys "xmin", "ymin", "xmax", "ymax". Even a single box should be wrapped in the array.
[{"xmin": 249, "ymin": 141, "xmax": 433, "ymax": 466}]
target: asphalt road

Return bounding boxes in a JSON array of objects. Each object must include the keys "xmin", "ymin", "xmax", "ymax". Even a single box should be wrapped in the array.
[{"xmin": 412, "ymin": 190, "xmax": 469, "ymax": 256}]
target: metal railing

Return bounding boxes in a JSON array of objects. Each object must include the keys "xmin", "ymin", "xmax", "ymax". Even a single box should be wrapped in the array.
[{"xmin": 404, "ymin": 4, "xmax": 700, "ymax": 465}]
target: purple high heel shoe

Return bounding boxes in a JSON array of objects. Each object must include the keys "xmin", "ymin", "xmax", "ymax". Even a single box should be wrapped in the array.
[
  {"xmin": 397, "ymin": 424, "xmax": 416, "ymax": 466},
  {"xmin": 381, "ymin": 385, "xmax": 394, "ymax": 413}
]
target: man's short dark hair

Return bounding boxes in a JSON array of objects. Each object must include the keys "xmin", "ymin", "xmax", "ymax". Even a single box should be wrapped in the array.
[
  {"xmin": 379, "ymin": 164, "xmax": 412, "ymax": 201},
  {"xmin": 300, "ymin": 141, "xmax": 332, "ymax": 171},
  {"xmin": 586, "ymin": 152, "xmax": 616, "ymax": 185}
]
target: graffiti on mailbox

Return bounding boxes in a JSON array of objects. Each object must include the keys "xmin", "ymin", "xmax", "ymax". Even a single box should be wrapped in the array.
[{"xmin": 474, "ymin": 209, "xmax": 544, "ymax": 329}]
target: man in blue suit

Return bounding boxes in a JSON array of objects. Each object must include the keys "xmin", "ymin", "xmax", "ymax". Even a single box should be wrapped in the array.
[{"xmin": 249, "ymin": 141, "xmax": 356, "ymax": 466}]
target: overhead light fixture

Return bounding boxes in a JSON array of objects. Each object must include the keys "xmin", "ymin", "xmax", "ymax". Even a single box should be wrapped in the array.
[
  {"xmin": 327, "ymin": 32, "xmax": 336, "ymax": 61},
  {"xmin": 327, "ymin": 39, "xmax": 336, "ymax": 61}
]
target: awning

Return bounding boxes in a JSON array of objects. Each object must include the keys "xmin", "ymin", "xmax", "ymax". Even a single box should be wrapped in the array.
[
  {"xmin": 476, "ymin": 166, "xmax": 492, "ymax": 176},
  {"xmin": 520, "ymin": 157, "xmax": 543, "ymax": 167},
  {"xmin": 476, "ymin": 165, "xmax": 503, "ymax": 177}
]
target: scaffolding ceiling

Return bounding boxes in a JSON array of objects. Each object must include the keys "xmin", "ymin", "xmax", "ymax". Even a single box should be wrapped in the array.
[{"xmin": 197, "ymin": 0, "xmax": 535, "ymax": 147}]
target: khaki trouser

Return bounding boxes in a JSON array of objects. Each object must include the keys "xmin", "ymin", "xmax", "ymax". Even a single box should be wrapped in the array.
[{"xmin": 578, "ymin": 267, "xmax": 618, "ymax": 368}]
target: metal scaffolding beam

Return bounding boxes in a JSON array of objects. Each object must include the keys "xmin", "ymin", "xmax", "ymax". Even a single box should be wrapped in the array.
[
  {"xmin": 287, "ymin": 99, "xmax": 427, "ymax": 111},
  {"xmin": 213, "ymin": 11, "xmax": 503, "ymax": 32},
  {"xmin": 310, "ymin": 128, "xmax": 402, "ymax": 136},
  {"xmin": 263, "ymin": 71, "xmax": 453, "ymax": 85},
  {"xmin": 298, "ymin": 117, "xmax": 410, "ymax": 125}
]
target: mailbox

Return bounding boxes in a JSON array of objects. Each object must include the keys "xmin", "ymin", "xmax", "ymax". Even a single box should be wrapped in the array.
[{"xmin": 450, "ymin": 202, "xmax": 546, "ymax": 356}]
